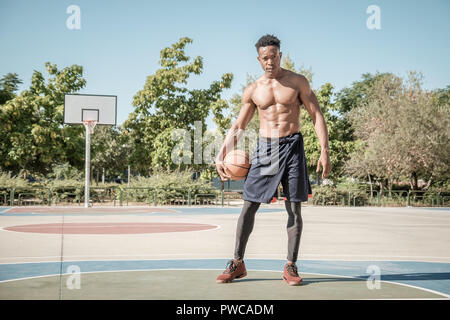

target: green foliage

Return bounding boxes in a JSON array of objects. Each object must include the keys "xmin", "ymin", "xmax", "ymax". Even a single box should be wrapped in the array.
[
  {"xmin": 121, "ymin": 169, "xmax": 218, "ymax": 204},
  {"xmin": 0, "ymin": 41, "xmax": 447, "ymax": 196},
  {"xmin": 46, "ymin": 163, "xmax": 83, "ymax": 181},
  {"xmin": 124, "ymin": 37, "xmax": 233, "ymax": 174},
  {"xmin": 91, "ymin": 125, "xmax": 131, "ymax": 179},
  {"xmin": 301, "ymin": 83, "xmax": 356, "ymax": 180},
  {"xmin": 0, "ymin": 62, "xmax": 86, "ymax": 175},
  {"xmin": 0, "ymin": 171, "xmax": 29, "ymax": 189},
  {"xmin": 312, "ymin": 181, "xmax": 368, "ymax": 206},
  {"xmin": 0, "ymin": 73, "xmax": 22, "ymax": 105},
  {"xmin": 211, "ymin": 99, "xmax": 232, "ymax": 136},
  {"xmin": 334, "ymin": 72, "xmax": 394, "ymax": 114},
  {"xmin": 345, "ymin": 72, "xmax": 450, "ymax": 190}
]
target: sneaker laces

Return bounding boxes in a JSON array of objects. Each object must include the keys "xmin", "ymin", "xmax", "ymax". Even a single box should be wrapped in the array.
[
  {"xmin": 224, "ymin": 259, "xmax": 238, "ymax": 274},
  {"xmin": 286, "ymin": 264, "xmax": 299, "ymax": 277}
]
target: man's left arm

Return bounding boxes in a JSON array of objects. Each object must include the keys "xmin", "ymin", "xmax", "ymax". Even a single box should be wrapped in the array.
[{"xmin": 298, "ymin": 75, "xmax": 331, "ymax": 179}]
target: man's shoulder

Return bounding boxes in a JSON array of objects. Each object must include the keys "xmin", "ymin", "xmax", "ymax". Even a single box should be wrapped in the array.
[
  {"xmin": 243, "ymin": 81, "xmax": 258, "ymax": 96},
  {"xmin": 283, "ymin": 69, "xmax": 308, "ymax": 83}
]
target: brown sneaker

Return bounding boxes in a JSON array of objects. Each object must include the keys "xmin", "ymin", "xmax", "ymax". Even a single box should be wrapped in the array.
[
  {"xmin": 283, "ymin": 263, "xmax": 303, "ymax": 286},
  {"xmin": 216, "ymin": 259, "xmax": 247, "ymax": 283}
]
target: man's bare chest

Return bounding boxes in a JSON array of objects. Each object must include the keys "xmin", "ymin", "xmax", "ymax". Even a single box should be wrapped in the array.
[{"xmin": 251, "ymin": 82, "xmax": 300, "ymax": 109}]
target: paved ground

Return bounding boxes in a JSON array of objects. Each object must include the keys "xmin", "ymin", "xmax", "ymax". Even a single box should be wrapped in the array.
[{"xmin": 0, "ymin": 204, "xmax": 449, "ymax": 299}]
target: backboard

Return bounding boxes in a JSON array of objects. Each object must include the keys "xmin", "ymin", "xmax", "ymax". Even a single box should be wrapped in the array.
[{"xmin": 64, "ymin": 94, "xmax": 117, "ymax": 126}]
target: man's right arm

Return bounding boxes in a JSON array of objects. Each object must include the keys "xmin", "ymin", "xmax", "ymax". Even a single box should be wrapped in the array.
[{"xmin": 215, "ymin": 84, "xmax": 257, "ymax": 181}]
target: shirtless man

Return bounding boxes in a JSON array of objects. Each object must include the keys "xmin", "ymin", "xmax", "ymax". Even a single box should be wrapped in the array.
[{"xmin": 215, "ymin": 35, "xmax": 331, "ymax": 286}]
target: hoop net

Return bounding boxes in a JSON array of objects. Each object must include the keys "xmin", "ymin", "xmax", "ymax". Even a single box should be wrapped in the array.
[{"xmin": 83, "ymin": 120, "xmax": 98, "ymax": 134}]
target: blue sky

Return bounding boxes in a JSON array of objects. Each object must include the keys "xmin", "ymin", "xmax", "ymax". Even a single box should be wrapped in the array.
[{"xmin": 1, "ymin": 0, "xmax": 449, "ymax": 129}]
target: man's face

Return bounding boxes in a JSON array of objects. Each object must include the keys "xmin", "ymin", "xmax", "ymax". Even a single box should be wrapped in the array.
[{"xmin": 257, "ymin": 46, "xmax": 282, "ymax": 77}]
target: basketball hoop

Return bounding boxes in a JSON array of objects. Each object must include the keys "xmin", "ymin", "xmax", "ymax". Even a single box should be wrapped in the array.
[
  {"xmin": 64, "ymin": 94, "xmax": 117, "ymax": 208},
  {"xmin": 83, "ymin": 120, "xmax": 98, "ymax": 134}
]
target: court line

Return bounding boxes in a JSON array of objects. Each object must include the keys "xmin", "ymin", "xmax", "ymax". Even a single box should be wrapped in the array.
[
  {"xmin": 0, "ymin": 224, "xmax": 221, "ymax": 234},
  {"xmin": 4, "ymin": 223, "xmax": 218, "ymax": 229},
  {"xmin": 0, "ymin": 267, "xmax": 447, "ymax": 299}
]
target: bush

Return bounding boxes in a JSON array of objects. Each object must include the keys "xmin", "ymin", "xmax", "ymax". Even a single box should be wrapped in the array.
[
  {"xmin": 121, "ymin": 169, "xmax": 218, "ymax": 204},
  {"xmin": 312, "ymin": 180, "xmax": 368, "ymax": 206},
  {"xmin": 0, "ymin": 171, "xmax": 29, "ymax": 189}
]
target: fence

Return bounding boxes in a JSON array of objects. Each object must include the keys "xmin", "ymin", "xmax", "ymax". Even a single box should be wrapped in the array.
[
  {"xmin": 312, "ymin": 188, "xmax": 449, "ymax": 207},
  {"xmin": 0, "ymin": 187, "xmax": 448, "ymax": 207}
]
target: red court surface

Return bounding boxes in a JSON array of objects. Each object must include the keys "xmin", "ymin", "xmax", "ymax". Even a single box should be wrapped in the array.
[{"xmin": 2, "ymin": 222, "xmax": 217, "ymax": 234}]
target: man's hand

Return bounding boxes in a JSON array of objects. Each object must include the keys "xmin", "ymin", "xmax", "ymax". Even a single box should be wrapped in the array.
[
  {"xmin": 216, "ymin": 159, "xmax": 232, "ymax": 181},
  {"xmin": 316, "ymin": 149, "xmax": 331, "ymax": 180}
]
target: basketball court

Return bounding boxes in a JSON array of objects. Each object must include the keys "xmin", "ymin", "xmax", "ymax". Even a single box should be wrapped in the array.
[{"xmin": 0, "ymin": 204, "xmax": 449, "ymax": 300}]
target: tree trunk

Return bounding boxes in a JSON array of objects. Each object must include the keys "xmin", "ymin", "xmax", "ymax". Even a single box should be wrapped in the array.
[
  {"xmin": 96, "ymin": 169, "xmax": 99, "ymax": 186},
  {"xmin": 410, "ymin": 172, "xmax": 418, "ymax": 190},
  {"xmin": 424, "ymin": 177, "xmax": 433, "ymax": 190},
  {"xmin": 387, "ymin": 177, "xmax": 392, "ymax": 197},
  {"xmin": 102, "ymin": 168, "xmax": 105, "ymax": 184}
]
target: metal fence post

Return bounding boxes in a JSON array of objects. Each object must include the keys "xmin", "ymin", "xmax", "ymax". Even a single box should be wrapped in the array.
[
  {"xmin": 10, "ymin": 188, "xmax": 14, "ymax": 206},
  {"xmin": 188, "ymin": 190, "xmax": 191, "ymax": 207},
  {"xmin": 407, "ymin": 190, "xmax": 411, "ymax": 207}
]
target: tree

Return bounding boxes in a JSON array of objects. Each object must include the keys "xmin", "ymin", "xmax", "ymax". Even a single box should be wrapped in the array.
[
  {"xmin": 0, "ymin": 73, "xmax": 22, "ymax": 105},
  {"xmin": 91, "ymin": 125, "xmax": 132, "ymax": 183},
  {"xmin": 0, "ymin": 62, "xmax": 86, "ymax": 175},
  {"xmin": 334, "ymin": 72, "xmax": 394, "ymax": 114},
  {"xmin": 124, "ymin": 37, "xmax": 233, "ymax": 174},
  {"xmin": 335, "ymin": 72, "xmax": 399, "ymax": 190},
  {"xmin": 301, "ymin": 82, "xmax": 356, "ymax": 181},
  {"xmin": 345, "ymin": 72, "xmax": 449, "ymax": 191}
]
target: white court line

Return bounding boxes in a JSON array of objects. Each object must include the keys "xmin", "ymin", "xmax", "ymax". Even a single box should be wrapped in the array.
[
  {"xmin": 4, "ymin": 223, "xmax": 216, "ymax": 229},
  {"xmin": 0, "ymin": 224, "xmax": 221, "ymax": 234},
  {"xmin": 0, "ymin": 268, "xmax": 448, "ymax": 299}
]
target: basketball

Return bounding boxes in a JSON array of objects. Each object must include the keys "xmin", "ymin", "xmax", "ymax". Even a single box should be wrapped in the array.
[{"xmin": 223, "ymin": 149, "xmax": 250, "ymax": 180}]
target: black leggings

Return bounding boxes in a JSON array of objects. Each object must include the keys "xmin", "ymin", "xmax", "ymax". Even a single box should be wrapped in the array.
[{"xmin": 234, "ymin": 200, "xmax": 303, "ymax": 262}]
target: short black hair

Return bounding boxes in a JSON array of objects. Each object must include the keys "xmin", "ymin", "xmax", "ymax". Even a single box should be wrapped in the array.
[{"xmin": 255, "ymin": 34, "xmax": 281, "ymax": 52}]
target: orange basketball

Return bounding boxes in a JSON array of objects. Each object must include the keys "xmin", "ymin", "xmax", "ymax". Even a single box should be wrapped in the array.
[{"xmin": 223, "ymin": 150, "xmax": 250, "ymax": 180}]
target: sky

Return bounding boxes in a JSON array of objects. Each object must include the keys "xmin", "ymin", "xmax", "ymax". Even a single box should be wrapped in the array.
[{"xmin": 1, "ymin": 0, "xmax": 449, "ymax": 129}]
